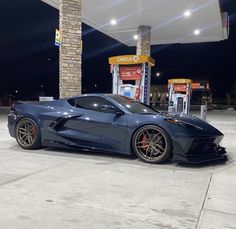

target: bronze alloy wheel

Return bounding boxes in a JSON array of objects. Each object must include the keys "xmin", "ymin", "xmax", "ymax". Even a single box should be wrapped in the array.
[
  {"xmin": 15, "ymin": 118, "xmax": 41, "ymax": 149},
  {"xmin": 132, "ymin": 125, "xmax": 172, "ymax": 163}
]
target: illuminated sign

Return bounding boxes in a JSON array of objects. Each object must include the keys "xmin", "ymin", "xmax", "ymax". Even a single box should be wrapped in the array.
[
  {"xmin": 191, "ymin": 82, "xmax": 209, "ymax": 91},
  {"xmin": 168, "ymin": 78, "xmax": 192, "ymax": 84},
  {"xmin": 109, "ymin": 55, "xmax": 155, "ymax": 66},
  {"xmin": 55, "ymin": 29, "xmax": 61, "ymax": 47},
  {"xmin": 119, "ymin": 65, "xmax": 142, "ymax": 80},
  {"xmin": 118, "ymin": 56, "xmax": 139, "ymax": 63},
  {"xmin": 173, "ymin": 84, "xmax": 187, "ymax": 92}
]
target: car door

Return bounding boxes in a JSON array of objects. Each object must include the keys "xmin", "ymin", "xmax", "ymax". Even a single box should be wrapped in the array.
[{"xmin": 64, "ymin": 96, "xmax": 127, "ymax": 152}]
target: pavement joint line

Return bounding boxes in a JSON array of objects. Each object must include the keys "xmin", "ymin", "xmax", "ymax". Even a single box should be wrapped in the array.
[
  {"xmin": 0, "ymin": 160, "xmax": 70, "ymax": 188},
  {"xmin": 195, "ymin": 167, "xmax": 214, "ymax": 229},
  {"xmin": 203, "ymin": 208, "xmax": 236, "ymax": 217}
]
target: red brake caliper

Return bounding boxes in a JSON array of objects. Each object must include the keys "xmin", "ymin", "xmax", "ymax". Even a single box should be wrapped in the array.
[
  {"xmin": 141, "ymin": 133, "xmax": 148, "ymax": 152},
  {"xmin": 31, "ymin": 126, "xmax": 36, "ymax": 136}
]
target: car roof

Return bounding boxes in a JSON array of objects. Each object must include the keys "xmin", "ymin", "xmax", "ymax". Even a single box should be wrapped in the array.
[{"xmin": 62, "ymin": 93, "xmax": 134, "ymax": 101}]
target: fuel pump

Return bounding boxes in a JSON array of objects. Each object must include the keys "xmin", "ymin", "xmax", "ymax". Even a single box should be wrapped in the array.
[
  {"xmin": 168, "ymin": 79, "xmax": 192, "ymax": 114},
  {"xmin": 109, "ymin": 55, "xmax": 155, "ymax": 105}
]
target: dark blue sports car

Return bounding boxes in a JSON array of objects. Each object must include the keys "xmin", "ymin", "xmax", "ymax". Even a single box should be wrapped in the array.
[{"xmin": 8, "ymin": 94, "xmax": 226, "ymax": 164}]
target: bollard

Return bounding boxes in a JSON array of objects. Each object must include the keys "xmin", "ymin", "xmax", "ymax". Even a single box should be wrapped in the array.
[{"xmin": 200, "ymin": 105, "xmax": 207, "ymax": 121}]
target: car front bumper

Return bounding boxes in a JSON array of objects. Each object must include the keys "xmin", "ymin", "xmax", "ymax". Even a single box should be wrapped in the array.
[{"xmin": 172, "ymin": 135, "xmax": 227, "ymax": 163}]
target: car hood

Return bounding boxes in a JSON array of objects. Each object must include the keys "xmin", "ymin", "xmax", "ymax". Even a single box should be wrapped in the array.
[{"xmin": 158, "ymin": 112, "xmax": 223, "ymax": 136}]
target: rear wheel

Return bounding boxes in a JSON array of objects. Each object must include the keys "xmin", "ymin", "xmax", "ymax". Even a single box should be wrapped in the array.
[
  {"xmin": 15, "ymin": 118, "xmax": 41, "ymax": 149},
  {"xmin": 132, "ymin": 125, "xmax": 172, "ymax": 164}
]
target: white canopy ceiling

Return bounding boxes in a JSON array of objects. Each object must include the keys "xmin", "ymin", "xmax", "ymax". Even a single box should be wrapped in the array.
[{"xmin": 42, "ymin": 0, "xmax": 228, "ymax": 46}]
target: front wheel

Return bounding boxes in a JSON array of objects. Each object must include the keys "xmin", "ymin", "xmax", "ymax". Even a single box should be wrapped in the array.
[
  {"xmin": 15, "ymin": 118, "xmax": 41, "ymax": 150},
  {"xmin": 132, "ymin": 125, "xmax": 172, "ymax": 164}
]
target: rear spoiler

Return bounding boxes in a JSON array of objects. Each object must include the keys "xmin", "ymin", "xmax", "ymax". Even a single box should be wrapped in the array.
[
  {"xmin": 13, "ymin": 101, "xmax": 40, "ymax": 105},
  {"xmin": 11, "ymin": 100, "xmax": 57, "ymax": 109},
  {"xmin": 10, "ymin": 101, "xmax": 41, "ymax": 110}
]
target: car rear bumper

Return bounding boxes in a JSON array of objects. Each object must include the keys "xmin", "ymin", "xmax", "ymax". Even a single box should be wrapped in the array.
[{"xmin": 8, "ymin": 113, "xmax": 16, "ymax": 138}]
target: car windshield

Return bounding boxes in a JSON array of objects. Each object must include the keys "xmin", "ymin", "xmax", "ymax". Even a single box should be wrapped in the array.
[{"xmin": 108, "ymin": 95, "xmax": 159, "ymax": 114}]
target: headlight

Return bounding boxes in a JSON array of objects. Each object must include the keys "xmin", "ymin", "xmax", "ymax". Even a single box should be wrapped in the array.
[{"xmin": 165, "ymin": 118, "xmax": 203, "ymax": 130}]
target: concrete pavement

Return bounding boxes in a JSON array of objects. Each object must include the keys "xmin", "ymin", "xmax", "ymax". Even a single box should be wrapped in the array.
[{"xmin": 0, "ymin": 108, "xmax": 235, "ymax": 229}]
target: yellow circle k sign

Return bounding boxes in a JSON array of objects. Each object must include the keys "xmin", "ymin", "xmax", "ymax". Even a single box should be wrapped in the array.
[{"xmin": 109, "ymin": 55, "xmax": 155, "ymax": 66}]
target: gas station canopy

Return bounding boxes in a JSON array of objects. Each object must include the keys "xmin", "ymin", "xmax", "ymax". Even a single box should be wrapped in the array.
[{"xmin": 42, "ymin": 0, "xmax": 228, "ymax": 46}]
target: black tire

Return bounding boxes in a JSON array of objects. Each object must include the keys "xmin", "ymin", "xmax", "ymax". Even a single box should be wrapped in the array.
[
  {"xmin": 132, "ymin": 125, "xmax": 172, "ymax": 164},
  {"xmin": 15, "ymin": 117, "xmax": 41, "ymax": 150}
]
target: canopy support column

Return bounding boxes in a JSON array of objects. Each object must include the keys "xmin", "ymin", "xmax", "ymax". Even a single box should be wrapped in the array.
[
  {"xmin": 136, "ymin": 25, "xmax": 151, "ymax": 56},
  {"xmin": 59, "ymin": 0, "xmax": 82, "ymax": 98}
]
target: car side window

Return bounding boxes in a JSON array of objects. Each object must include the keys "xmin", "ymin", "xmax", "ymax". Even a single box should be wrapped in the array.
[{"xmin": 68, "ymin": 97, "xmax": 117, "ymax": 114}]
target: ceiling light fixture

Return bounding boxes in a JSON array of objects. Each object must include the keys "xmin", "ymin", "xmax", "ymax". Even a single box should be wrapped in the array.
[
  {"xmin": 194, "ymin": 29, "xmax": 200, "ymax": 35},
  {"xmin": 110, "ymin": 19, "xmax": 117, "ymax": 26},
  {"xmin": 184, "ymin": 10, "xmax": 191, "ymax": 17},
  {"xmin": 133, "ymin": 34, "xmax": 139, "ymax": 40}
]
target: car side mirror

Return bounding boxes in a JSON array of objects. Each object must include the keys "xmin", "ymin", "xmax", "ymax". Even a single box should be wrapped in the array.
[
  {"xmin": 115, "ymin": 110, "xmax": 124, "ymax": 116},
  {"xmin": 101, "ymin": 105, "xmax": 124, "ymax": 116},
  {"xmin": 101, "ymin": 104, "xmax": 116, "ymax": 111}
]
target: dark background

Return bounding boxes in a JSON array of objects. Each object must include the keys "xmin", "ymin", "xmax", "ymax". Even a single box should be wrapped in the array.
[{"xmin": 0, "ymin": 0, "xmax": 235, "ymax": 101}]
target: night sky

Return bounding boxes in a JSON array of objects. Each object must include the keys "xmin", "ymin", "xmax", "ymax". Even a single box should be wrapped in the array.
[{"xmin": 0, "ymin": 0, "xmax": 236, "ymax": 101}]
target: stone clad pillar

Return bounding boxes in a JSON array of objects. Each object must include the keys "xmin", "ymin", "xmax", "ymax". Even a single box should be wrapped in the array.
[
  {"xmin": 59, "ymin": 0, "xmax": 82, "ymax": 98},
  {"xmin": 136, "ymin": 25, "xmax": 151, "ymax": 55},
  {"xmin": 136, "ymin": 25, "xmax": 152, "ymax": 105}
]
